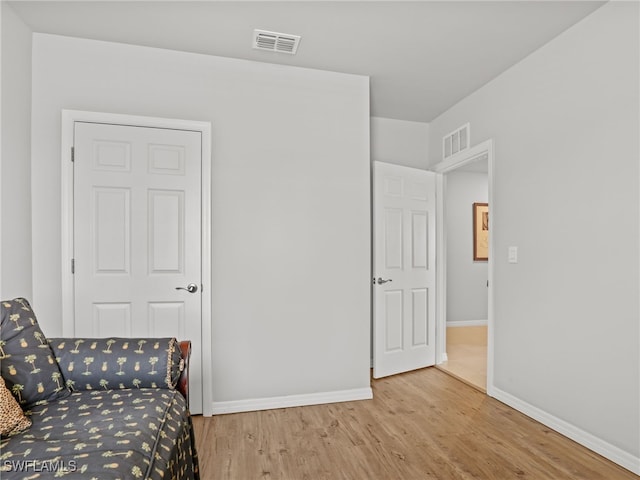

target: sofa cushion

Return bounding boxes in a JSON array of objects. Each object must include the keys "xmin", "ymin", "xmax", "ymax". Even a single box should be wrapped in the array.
[
  {"xmin": 0, "ymin": 388, "xmax": 199, "ymax": 479},
  {"xmin": 0, "ymin": 298, "xmax": 70, "ymax": 408},
  {"xmin": 49, "ymin": 337, "xmax": 183, "ymax": 391},
  {"xmin": 0, "ymin": 377, "xmax": 31, "ymax": 437}
]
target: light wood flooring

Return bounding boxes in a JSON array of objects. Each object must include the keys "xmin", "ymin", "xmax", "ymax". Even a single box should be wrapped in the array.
[
  {"xmin": 192, "ymin": 367, "xmax": 638, "ymax": 479},
  {"xmin": 437, "ymin": 325, "xmax": 487, "ymax": 392}
]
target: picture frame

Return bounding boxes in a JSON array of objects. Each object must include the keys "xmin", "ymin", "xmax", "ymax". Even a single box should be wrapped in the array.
[{"xmin": 473, "ymin": 202, "xmax": 489, "ymax": 261}]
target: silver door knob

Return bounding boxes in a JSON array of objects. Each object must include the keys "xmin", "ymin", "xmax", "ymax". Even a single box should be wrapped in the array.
[
  {"xmin": 176, "ymin": 283, "xmax": 198, "ymax": 293},
  {"xmin": 376, "ymin": 277, "xmax": 393, "ymax": 285}
]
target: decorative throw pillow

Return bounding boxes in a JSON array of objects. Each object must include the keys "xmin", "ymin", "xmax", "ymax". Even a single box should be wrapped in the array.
[
  {"xmin": 49, "ymin": 337, "xmax": 183, "ymax": 391},
  {"xmin": 0, "ymin": 376, "xmax": 31, "ymax": 436},
  {"xmin": 0, "ymin": 298, "xmax": 70, "ymax": 407}
]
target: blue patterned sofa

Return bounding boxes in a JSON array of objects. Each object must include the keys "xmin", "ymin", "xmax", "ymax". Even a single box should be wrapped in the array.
[{"xmin": 0, "ymin": 298, "xmax": 199, "ymax": 479}]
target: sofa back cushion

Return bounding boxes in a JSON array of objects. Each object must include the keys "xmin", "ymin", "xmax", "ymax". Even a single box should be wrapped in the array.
[
  {"xmin": 48, "ymin": 337, "xmax": 183, "ymax": 391},
  {"xmin": 0, "ymin": 298, "xmax": 70, "ymax": 408}
]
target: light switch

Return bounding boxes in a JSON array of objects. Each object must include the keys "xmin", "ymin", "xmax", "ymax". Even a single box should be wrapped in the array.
[{"xmin": 508, "ymin": 246, "xmax": 518, "ymax": 264}]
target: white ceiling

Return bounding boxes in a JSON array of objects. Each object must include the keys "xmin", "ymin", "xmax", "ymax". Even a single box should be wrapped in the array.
[{"xmin": 8, "ymin": 0, "xmax": 605, "ymax": 122}]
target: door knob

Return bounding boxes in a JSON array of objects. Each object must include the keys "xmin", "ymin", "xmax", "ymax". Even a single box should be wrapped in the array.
[
  {"xmin": 376, "ymin": 277, "xmax": 393, "ymax": 285},
  {"xmin": 176, "ymin": 283, "xmax": 198, "ymax": 293}
]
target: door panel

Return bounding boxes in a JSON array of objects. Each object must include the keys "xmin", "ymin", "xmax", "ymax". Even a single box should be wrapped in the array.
[
  {"xmin": 384, "ymin": 209, "xmax": 403, "ymax": 268},
  {"xmin": 94, "ymin": 187, "xmax": 130, "ymax": 273},
  {"xmin": 385, "ymin": 290, "xmax": 404, "ymax": 351},
  {"xmin": 73, "ymin": 122, "xmax": 203, "ymax": 413},
  {"xmin": 148, "ymin": 189, "xmax": 184, "ymax": 273},
  {"xmin": 373, "ymin": 162, "xmax": 436, "ymax": 378},
  {"xmin": 412, "ymin": 288, "xmax": 428, "ymax": 346},
  {"xmin": 92, "ymin": 303, "xmax": 131, "ymax": 337},
  {"xmin": 412, "ymin": 212, "xmax": 428, "ymax": 268},
  {"xmin": 148, "ymin": 302, "xmax": 186, "ymax": 338}
]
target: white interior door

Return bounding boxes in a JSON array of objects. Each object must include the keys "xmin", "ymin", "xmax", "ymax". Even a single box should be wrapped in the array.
[
  {"xmin": 73, "ymin": 121, "xmax": 203, "ymax": 413},
  {"xmin": 373, "ymin": 162, "xmax": 436, "ymax": 378}
]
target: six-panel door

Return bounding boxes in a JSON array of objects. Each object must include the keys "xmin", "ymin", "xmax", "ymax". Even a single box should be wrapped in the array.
[
  {"xmin": 73, "ymin": 122, "xmax": 203, "ymax": 413},
  {"xmin": 373, "ymin": 162, "xmax": 436, "ymax": 378}
]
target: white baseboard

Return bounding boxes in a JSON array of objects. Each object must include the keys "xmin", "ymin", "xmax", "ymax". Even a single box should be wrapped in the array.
[
  {"xmin": 211, "ymin": 387, "xmax": 373, "ymax": 415},
  {"xmin": 447, "ymin": 319, "xmax": 488, "ymax": 327},
  {"xmin": 490, "ymin": 386, "xmax": 640, "ymax": 476}
]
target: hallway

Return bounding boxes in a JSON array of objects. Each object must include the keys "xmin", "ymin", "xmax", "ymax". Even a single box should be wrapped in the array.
[{"xmin": 437, "ymin": 325, "xmax": 487, "ymax": 392}]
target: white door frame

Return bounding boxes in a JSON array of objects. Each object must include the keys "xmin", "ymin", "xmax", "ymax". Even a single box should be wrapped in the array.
[
  {"xmin": 433, "ymin": 139, "xmax": 495, "ymax": 394},
  {"xmin": 60, "ymin": 109, "xmax": 214, "ymax": 416}
]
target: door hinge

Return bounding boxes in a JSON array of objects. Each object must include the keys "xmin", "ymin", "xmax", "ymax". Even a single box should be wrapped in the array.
[
  {"xmin": 71, "ymin": 146, "xmax": 75, "ymax": 162},
  {"xmin": 71, "ymin": 259, "xmax": 75, "ymax": 274}
]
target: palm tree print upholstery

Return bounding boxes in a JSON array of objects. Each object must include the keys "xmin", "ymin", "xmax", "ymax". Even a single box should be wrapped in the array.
[
  {"xmin": 0, "ymin": 299, "xmax": 70, "ymax": 407},
  {"xmin": 0, "ymin": 389, "xmax": 199, "ymax": 479},
  {"xmin": 48, "ymin": 338, "xmax": 183, "ymax": 392},
  {"xmin": 0, "ymin": 299, "xmax": 198, "ymax": 479}
]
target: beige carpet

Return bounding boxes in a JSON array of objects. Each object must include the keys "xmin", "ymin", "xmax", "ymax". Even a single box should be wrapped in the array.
[{"xmin": 436, "ymin": 325, "xmax": 487, "ymax": 392}]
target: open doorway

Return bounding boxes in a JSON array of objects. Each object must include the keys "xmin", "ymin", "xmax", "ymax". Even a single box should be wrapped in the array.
[
  {"xmin": 437, "ymin": 161, "xmax": 488, "ymax": 391},
  {"xmin": 433, "ymin": 140, "xmax": 494, "ymax": 393}
]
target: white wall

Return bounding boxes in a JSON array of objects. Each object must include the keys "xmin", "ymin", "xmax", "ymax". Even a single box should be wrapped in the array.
[
  {"xmin": 30, "ymin": 34, "xmax": 371, "ymax": 408},
  {"xmin": 0, "ymin": 3, "xmax": 32, "ymax": 301},
  {"xmin": 371, "ymin": 117, "xmax": 429, "ymax": 169},
  {"xmin": 430, "ymin": 2, "xmax": 639, "ymax": 470},
  {"xmin": 445, "ymin": 170, "xmax": 488, "ymax": 323}
]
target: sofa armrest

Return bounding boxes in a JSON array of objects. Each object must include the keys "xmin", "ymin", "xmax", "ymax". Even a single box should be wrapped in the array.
[{"xmin": 178, "ymin": 341, "xmax": 191, "ymax": 407}]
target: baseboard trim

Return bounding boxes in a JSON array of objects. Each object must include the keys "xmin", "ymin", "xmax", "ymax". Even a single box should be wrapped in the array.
[
  {"xmin": 211, "ymin": 387, "xmax": 374, "ymax": 415},
  {"xmin": 447, "ymin": 319, "xmax": 488, "ymax": 327},
  {"xmin": 490, "ymin": 386, "xmax": 640, "ymax": 476}
]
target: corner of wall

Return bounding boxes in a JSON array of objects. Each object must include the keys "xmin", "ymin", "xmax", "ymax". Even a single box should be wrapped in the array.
[
  {"xmin": 1, "ymin": 2, "xmax": 33, "ymax": 300},
  {"xmin": 370, "ymin": 116, "xmax": 429, "ymax": 170},
  {"xmin": 490, "ymin": 386, "xmax": 640, "ymax": 476}
]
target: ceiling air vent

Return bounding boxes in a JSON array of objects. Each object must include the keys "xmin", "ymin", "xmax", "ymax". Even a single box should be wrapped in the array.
[
  {"xmin": 253, "ymin": 29, "xmax": 301, "ymax": 55},
  {"xmin": 443, "ymin": 123, "xmax": 470, "ymax": 159}
]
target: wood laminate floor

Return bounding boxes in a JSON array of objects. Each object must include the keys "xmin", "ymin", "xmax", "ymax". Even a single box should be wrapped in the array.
[
  {"xmin": 437, "ymin": 325, "xmax": 488, "ymax": 392},
  {"xmin": 192, "ymin": 367, "xmax": 638, "ymax": 479}
]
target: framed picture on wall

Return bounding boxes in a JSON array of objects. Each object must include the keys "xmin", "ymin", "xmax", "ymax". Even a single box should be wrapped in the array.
[{"xmin": 473, "ymin": 202, "xmax": 489, "ymax": 261}]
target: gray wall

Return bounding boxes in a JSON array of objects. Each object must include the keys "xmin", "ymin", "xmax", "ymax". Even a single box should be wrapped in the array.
[
  {"xmin": 371, "ymin": 117, "xmax": 429, "ymax": 170},
  {"xmin": 30, "ymin": 34, "xmax": 371, "ymax": 408},
  {"xmin": 1, "ymin": 3, "xmax": 32, "ymax": 300},
  {"xmin": 445, "ymin": 170, "xmax": 488, "ymax": 323},
  {"xmin": 430, "ymin": 2, "xmax": 639, "ymax": 462}
]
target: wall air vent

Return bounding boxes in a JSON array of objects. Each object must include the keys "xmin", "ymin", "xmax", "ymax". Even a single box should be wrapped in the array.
[
  {"xmin": 253, "ymin": 29, "xmax": 301, "ymax": 55},
  {"xmin": 443, "ymin": 123, "xmax": 470, "ymax": 159}
]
